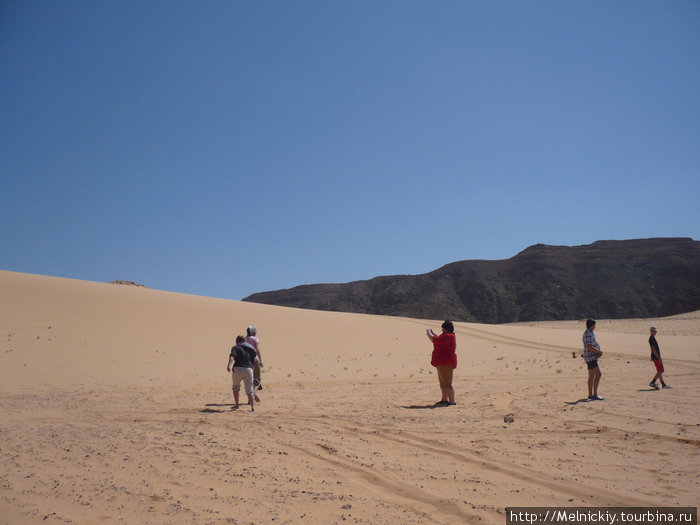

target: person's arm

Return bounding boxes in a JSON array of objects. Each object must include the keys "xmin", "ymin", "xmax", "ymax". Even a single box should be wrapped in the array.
[
  {"xmin": 426, "ymin": 329, "xmax": 436, "ymax": 342},
  {"xmin": 256, "ymin": 344, "xmax": 263, "ymax": 367},
  {"xmin": 650, "ymin": 342, "xmax": 661, "ymax": 360},
  {"xmin": 227, "ymin": 353, "xmax": 235, "ymax": 372},
  {"xmin": 585, "ymin": 343, "xmax": 602, "ymax": 357}
]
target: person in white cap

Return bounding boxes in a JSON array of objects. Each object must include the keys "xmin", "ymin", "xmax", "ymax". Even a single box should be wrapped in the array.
[
  {"xmin": 648, "ymin": 326, "xmax": 670, "ymax": 389},
  {"xmin": 246, "ymin": 325, "xmax": 263, "ymax": 394}
]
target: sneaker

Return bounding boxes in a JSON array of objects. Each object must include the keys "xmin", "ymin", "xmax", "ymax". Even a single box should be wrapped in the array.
[
  {"xmin": 662, "ymin": 384, "xmax": 672, "ymax": 389},
  {"xmin": 590, "ymin": 395, "xmax": 604, "ymax": 401},
  {"xmin": 232, "ymin": 403, "xmax": 239, "ymax": 410},
  {"xmin": 447, "ymin": 402, "xmax": 457, "ymax": 406},
  {"xmin": 649, "ymin": 382, "xmax": 659, "ymax": 390},
  {"xmin": 435, "ymin": 400, "xmax": 450, "ymax": 406},
  {"xmin": 254, "ymin": 393, "xmax": 260, "ymax": 402}
]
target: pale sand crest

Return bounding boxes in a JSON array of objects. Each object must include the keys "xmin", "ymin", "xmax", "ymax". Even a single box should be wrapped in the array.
[{"xmin": 1, "ymin": 269, "xmax": 698, "ymax": 524}]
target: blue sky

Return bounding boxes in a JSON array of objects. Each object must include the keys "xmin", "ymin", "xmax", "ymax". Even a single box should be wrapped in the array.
[{"xmin": 1, "ymin": 1, "xmax": 699, "ymax": 300}]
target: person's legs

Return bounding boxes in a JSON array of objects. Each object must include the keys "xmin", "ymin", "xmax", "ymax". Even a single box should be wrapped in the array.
[
  {"xmin": 652, "ymin": 359, "xmax": 668, "ymax": 387},
  {"xmin": 587, "ymin": 361, "xmax": 601, "ymax": 398},
  {"xmin": 445, "ymin": 368, "xmax": 455, "ymax": 404},
  {"xmin": 593, "ymin": 367, "xmax": 602, "ymax": 396},
  {"xmin": 232, "ymin": 368, "xmax": 246, "ymax": 407},
  {"xmin": 252, "ymin": 365, "xmax": 261, "ymax": 402},
  {"xmin": 254, "ymin": 363, "xmax": 262, "ymax": 390},
  {"xmin": 650, "ymin": 372, "xmax": 660, "ymax": 386},
  {"xmin": 243, "ymin": 368, "xmax": 255, "ymax": 411},
  {"xmin": 437, "ymin": 366, "xmax": 455, "ymax": 404},
  {"xmin": 651, "ymin": 359, "xmax": 660, "ymax": 386},
  {"xmin": 587, "ymin": 368, "xmax": 596, "ymax": 397},
  {"xmin": 232, "ymin": 369, "xmax": 240, "ymax": 407},
  {"xmin": 436, "ymin": 366, "xmax": 447, "ymax": 402}
]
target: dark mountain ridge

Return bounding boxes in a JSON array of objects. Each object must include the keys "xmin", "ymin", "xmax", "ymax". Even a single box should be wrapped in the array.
[{"xmin": 242, "ymin": 238, "xmax": 700, "ymax": 323}]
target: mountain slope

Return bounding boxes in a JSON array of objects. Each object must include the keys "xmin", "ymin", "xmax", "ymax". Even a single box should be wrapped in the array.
[{"xmin": 243, "ymin": 238, "xmax": 700, "ymax": 323}]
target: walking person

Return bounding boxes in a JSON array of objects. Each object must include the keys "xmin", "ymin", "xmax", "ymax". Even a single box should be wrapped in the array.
[
  {"xmin": 226, "ymin": 335, "xmax": 258, "ymax": 412},
  {"xmin": 582, "ymin": 319, "xmax": 604, "ymax": 400},
  {"xmin": 648, "ymin": 326, "xmax": 671, "ymax": 389},
  {"xmin": 426, "ymin": 320, "xmax": 457, "ymax": 406},
  {"xmin": 246, "ymin": 325, "xmax": 264, "ymax": 393}
]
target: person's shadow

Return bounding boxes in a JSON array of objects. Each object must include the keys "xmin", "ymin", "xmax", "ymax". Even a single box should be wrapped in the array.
[
  {"xmin": 200, "ymin": 402, "xmax": 235, "ymax": 413},
  {"xmin": 401, "ymin": 403, "xmax": 446, "ymax": 409},
  {"xmin": 564, "ymin": 398, "xmax": 592, "ymax": 406}
]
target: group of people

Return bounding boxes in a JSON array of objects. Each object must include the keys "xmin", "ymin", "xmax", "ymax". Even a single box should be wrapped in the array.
[
  {"xmin": 226, "ymin": 325, "xmax": 264, "ymax": 411},
  {"xmin": 582, "ymin": 318, "xmax": 670, "ymax": 401},
  {"xmin": 422, "ymin": 317, "xmax": 672, "ymax": 407},
  {"xmin": 225, "ymin": 318, "xmax": 671, "ymax": 412}
]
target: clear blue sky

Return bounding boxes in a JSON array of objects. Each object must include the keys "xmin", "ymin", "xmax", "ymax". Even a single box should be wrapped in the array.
[{"xmin": 2, "ymin": 1, "xmax": 699, "ymax": 300}]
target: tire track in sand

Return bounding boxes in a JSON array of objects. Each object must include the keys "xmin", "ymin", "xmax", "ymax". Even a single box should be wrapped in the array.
[
  {"xmin": 254, "ymin": 418, "xmax": 482, "ymax": 524},
  {"xmin": 267, "ymin": 414, "xmax": 651, "ymax": 508}
]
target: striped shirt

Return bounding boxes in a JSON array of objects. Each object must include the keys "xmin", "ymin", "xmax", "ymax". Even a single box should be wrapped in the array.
[{"xmin": 582, "ymin": 329, "xmax": 600, "ymax": 363}]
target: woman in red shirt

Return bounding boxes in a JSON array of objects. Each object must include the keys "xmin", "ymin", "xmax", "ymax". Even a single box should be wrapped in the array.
[{"xmin": 426, "ymin": 320, "xmax": 457, "ymax": 406}]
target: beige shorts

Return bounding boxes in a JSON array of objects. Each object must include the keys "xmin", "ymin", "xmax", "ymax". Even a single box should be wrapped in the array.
[
  {"xmin": 436, "ymin": 365, "xmax": 454, "ymax": 388},
  {"xmin": 232, "ymin": 367, "xmax": 254, "ymax": 394}
]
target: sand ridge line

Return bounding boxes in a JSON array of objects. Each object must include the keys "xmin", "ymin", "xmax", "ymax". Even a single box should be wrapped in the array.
[
  {"xmin": 413, "ymin": 318, "xmax": 700, "ymax": 370},
  {"xmin": 403, "ymin": 317, "xmax": 579, "ymax": 355},
  {"xmin": 459, "ymin": 326, "xmax": 697, "ymax": 367}
]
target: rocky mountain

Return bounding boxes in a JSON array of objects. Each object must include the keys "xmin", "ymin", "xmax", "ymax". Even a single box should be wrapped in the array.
[{"xmin": 242, "ymin": 238, "xmax": 700, "ymax": 323}]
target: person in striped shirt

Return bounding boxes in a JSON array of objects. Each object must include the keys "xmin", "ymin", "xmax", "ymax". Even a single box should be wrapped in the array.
[{"xmin": 582, "ymin": 318, "xmax": 604, "ymax": 401}]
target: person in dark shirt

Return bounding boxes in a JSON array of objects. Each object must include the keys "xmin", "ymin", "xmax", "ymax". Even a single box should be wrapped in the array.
[
  {"xmin": 648, "ymin": 326, "xmax": 670, "ymax": 389},
  {"xmin": 227, "ymin": 335, "xmax": 259, "ymax": 411}
]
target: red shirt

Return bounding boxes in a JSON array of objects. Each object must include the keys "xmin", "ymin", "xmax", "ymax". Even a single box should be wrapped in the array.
[{"xmin": 431, "ymin": 332, "xmax": 457, "ymax": 368}]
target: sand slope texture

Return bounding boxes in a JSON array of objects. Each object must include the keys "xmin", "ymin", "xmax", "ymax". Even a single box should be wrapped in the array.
[{"xmin": 1, "ymin": 270, "xmax": 699, "ymax": 524}]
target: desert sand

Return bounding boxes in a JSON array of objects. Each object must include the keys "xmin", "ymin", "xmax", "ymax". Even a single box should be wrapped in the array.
[{"xmin": 1, "ymin": 269, "xmax": 698, "ymax": 524}]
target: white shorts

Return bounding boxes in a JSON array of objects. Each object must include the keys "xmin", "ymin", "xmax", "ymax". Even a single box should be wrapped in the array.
[{"xmin": 232, "ymin": 367, "xmax": 254, "ymax": 395}]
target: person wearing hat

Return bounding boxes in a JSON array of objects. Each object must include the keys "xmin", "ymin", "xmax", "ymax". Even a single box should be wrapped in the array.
[
  {"xmin": 246, "ymin": 325, "xmax": 263, "ymax": 394},
  {"xmin": 648, "ymin": 326, "xmax": 670, "ymax": 389}
]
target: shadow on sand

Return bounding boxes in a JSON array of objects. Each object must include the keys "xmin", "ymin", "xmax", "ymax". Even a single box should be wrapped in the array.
[
  {"xmin": 401, "ymin": 403, "xmax": 449, "ymax": 410},
  {"xmin": 200, "ymin": 402, "xmax": 237, "ymax": 413},
  {"xmin": 564, "ymin": 398, "xmax": 592, "ymax": 406}
]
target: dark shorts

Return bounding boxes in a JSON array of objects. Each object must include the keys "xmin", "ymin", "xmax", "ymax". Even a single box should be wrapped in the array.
[
  {"xmin": 652, "ymin": 359, "xmax": 664, "ymax": 373},
  {"xmin": 586, "ymin": 360, "xmax": 599, "ymax": 370}
]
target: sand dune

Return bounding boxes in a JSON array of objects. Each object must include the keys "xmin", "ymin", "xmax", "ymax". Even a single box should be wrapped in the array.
[{"xmin": 1, "ymin": 270, "xmax": 698, "ymax": 524}]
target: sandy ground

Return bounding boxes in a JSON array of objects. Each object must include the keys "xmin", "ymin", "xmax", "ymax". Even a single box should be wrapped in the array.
[{"xmin": 1, "ymin": 270, "xmax": 698, "ymax": 524}]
